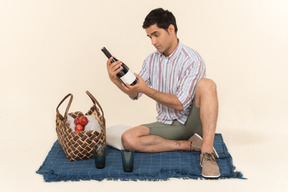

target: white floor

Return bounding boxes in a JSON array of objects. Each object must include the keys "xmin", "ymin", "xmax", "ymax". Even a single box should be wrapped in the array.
[{"xmin": 1, "ymin": 125, "xmax": 287, "ymax": 192}]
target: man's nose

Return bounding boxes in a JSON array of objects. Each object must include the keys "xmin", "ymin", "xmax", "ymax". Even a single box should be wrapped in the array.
[{"xmin": 151, "ymin": 37, "xmax": 157, "ymax": 45}]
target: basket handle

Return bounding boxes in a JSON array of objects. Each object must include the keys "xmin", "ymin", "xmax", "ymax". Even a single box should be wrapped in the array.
[
  {"xmin": 86, "ymin": 91, "xmax": 104, "ymax": 116},
  {"xmin": 56, "ymin": 93, "xmax": 73, "ymax": 119},
  {"xmin": 86, "ymin": 90, "xmax": 105, "ymax": 126}
]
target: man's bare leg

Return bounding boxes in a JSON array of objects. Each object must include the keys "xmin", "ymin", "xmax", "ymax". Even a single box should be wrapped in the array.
[
  {"xmin": 121, "ymin": 126, "xmax": 190, "ymax": 153},
  {"xmin": 121, "ymin": 78, "xmax": 218, "ymax": 154},
  {"xmin": 194, "ymin": 78, "xmax": 218, "ymax": 154}
]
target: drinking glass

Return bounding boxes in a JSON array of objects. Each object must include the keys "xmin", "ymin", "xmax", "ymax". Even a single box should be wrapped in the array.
[
  {"xmin": 94, "ymin": 143, "xmax": 106, "ymax": 169},
  {"xmin": 121, "ymin": 148, "xmax": 134, "ymax": 172}
]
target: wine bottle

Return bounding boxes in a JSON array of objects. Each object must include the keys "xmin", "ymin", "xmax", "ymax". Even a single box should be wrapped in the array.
[{"xmin": 101, "ymin": 47, "xmax": 138, "ymax": 86}]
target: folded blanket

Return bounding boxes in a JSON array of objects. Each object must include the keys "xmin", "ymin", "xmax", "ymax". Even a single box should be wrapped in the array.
[{"xmin": 36, "ymin": 133, "xmax": 244, "ymax": 182}]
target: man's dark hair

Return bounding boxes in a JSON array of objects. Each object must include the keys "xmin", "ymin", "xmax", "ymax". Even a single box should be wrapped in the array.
[{"xmin": 142, "ymin": 8, "xmax": 178, "ymax": 33}]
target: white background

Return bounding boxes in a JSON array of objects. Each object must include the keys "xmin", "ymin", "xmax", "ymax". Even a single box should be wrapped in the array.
[{"xmin": 1, "ymin": 0, "xmax": 288, "ymax": 191}]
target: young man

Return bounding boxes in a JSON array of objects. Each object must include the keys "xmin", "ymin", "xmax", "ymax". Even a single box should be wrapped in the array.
[{"xmin": 106, "ymin": 8, "xmax": 220, "ymax": 178}]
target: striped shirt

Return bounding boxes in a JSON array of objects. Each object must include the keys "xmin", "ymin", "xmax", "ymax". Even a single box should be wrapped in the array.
[{"xmin": 138, "ymin": 40, "xmax": 206, "ymax": 124}]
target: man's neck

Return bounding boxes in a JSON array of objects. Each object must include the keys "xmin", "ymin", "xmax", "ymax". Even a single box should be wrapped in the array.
[{"xmin": 164, "ymin": 38, "xmax": 179, "ymax": 57}]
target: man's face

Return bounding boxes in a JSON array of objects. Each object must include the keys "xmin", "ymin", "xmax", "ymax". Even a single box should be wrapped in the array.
[{"xmin": 145, "ymin": 24, "xmax": 176, "ymax": 56}]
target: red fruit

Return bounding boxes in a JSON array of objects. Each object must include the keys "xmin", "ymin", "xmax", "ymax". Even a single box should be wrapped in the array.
[
  {"xmin": 75, "ymin": 130, "xmax": 81, "ymax": 134},
  {"xmin": 79, "ymin": 116, "xmax": 88, "ymax": 126},
  {"xmin": 74, "ymin": 118, "xmax": 80, "ymax": 125},
  {"xmin": 76, "ymin": 124, "xmax": 84, "ymax": 132}
]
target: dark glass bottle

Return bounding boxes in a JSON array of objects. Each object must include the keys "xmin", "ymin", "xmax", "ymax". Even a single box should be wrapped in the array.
[{"xmin": 102, "ymin": 47, "xmax": 138, "ymax": 86}]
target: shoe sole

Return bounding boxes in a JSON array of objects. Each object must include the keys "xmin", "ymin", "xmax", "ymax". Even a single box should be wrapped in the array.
[
  {"xmin": 194, "ymin": 133, "xmax": 219, "ymax": 158},
  {"xmin": 200, "ymin": 163, "xmax": 221, "ymax": 178},
  {"xmin": 202, "ymin": 173, "xmax": 221, "ymax": 178}
]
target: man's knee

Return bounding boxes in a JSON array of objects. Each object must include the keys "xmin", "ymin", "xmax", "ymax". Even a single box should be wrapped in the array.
[
  {"xmin": 121, "ymin": 126, "xmax": 150, "ymax": 149},
  {"xmin": 196, "ymin": 78, "xmax": 217, "ymax": 93},
  {"xmin": 121, "ymin": 130, "xmax": 134, "ymax": 149},
  {"xmin": 194, "ymin": 79, "xmax": 217, "ymax": 107}
]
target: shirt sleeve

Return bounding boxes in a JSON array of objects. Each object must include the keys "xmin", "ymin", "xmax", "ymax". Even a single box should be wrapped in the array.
[{"xmin": 176, "ymin": 58, "xmax": 206, "ymax": 110}]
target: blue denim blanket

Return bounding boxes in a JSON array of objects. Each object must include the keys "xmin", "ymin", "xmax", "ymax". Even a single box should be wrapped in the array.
[{"xmin": 36, "ymin": 134, "xmax": 244, "ymax": 182}]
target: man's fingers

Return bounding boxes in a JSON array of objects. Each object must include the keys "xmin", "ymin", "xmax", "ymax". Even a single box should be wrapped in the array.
[
  {"xmin": 106, "ymin": 57, "xmax": 113, "ymax": 66},
  {"xmin": 121, "ymin": 83, "xmax": 129, "ymax": 90},
  {"xmin": 122, "ymin": 82, "xmax": 134, "ymax": 89},
  {"xmin": 113, "ymin": 66, "xmax": 122, "ymax": 75},
  {"xmin": 107, "ymin": 59, "xmax": 123, "ymax": 75},
  {"xmin": 134, "ymin": 73, "xmax": 142, "ymax": 80},
  {"xmin": 111, "ymin": 62, "xmax": 122, "ymax": 71}
]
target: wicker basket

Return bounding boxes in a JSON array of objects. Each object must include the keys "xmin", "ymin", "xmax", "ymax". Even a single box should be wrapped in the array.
[{"xmin": 55, "ymin": 91, "xmax": 106, "ymax": 161}]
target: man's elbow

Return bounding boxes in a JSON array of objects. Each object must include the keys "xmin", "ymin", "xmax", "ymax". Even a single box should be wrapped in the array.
[{"xmin": 128, "ymin": 92, "xmax": 138, "ymax": 100}]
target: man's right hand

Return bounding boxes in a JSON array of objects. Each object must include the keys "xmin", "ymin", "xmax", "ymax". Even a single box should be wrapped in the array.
[
  {"xmin": 106, "ymin": 57, "xmax": 123, "ymax": 83},
  {"xmin": 106, "ymin": 57, "xmax": 139, "ymax": 99}
]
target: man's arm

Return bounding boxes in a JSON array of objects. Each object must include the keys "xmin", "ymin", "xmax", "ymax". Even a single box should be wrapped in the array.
[
  {"xmin": 107, "ymin": 58, "xmax": 182, "ymax": 110},
  {"xmin": 122, "ymin": 74, "xmax": 183, "ymax": 111},
  {"xmin": 142, "ymin": 85, "xmax": 183, "ymax": 111}
]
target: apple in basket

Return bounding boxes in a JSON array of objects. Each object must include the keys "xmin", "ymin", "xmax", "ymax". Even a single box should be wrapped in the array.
[
  {"xmin": 74, "ymin": 116, "xmax": 89, "ymax": 134},
  {"xmin": 68, "ymin": 115, "xmax": 96, "ymax": 134},
  {"xmin": 75, "ymin": 124, "xmax": 84, "ymax": 134},
  {"xmin": 74, "ymin": 117, "xmax": 80, "ymax": 125},
  {"xmin": 79, "ymin": 116, "xmax": 88, "ymax": 126}
]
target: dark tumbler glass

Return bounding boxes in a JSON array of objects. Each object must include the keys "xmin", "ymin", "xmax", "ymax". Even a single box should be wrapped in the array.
[
  {"xmin": 94, "ymin": 144, "xmax": 106, "ymax": 169},
  {"xmin": 121, "ymin": 148, "xmax": 134, "ymax": 172}
]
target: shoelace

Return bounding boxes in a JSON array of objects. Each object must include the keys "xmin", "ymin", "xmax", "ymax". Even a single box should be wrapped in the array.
[{"xmin": 201, "ymin": 153, "xmax": 217, "ymax": 165}]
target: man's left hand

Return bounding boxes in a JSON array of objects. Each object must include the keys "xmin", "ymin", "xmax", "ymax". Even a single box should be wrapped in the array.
[{"xmin": 121, "ymin": 74, "xmax": 148, "ymax": 93}]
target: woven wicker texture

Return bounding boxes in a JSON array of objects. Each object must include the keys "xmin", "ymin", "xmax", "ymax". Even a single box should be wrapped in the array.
[{"xmin": 55, "ymin": 91, "xmax": 106, "ymax": 161}]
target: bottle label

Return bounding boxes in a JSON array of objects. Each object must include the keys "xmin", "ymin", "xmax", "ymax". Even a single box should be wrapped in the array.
[{"xmin": 120, "ymin": 70, "xmax": 137, "ymax": 85}]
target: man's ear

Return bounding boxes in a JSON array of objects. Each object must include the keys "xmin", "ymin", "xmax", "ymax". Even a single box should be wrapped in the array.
[{"xmin": 168, "ymin": 24, "xmax": 175, "ymax": 34}]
